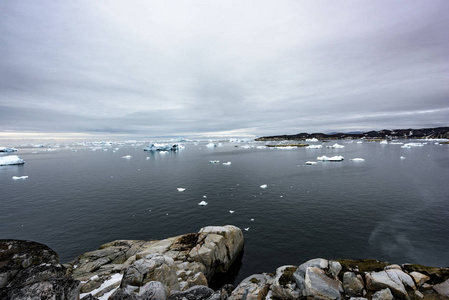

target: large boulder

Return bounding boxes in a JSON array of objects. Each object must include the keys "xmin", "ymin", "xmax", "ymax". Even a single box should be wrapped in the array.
[
  {"xmin": 343, "ymin": 271, "xmax": 364, "ymax": 297},
  {"xmin": 365, "ymin": 269, "xmax": 415, "ymax": 300},
  {"xmin": 229, "ymin": 274, "xmax": 273, "ymax": 300},
  {"xmin": 304, "ymin": 266, "xmax": 343, "ymax": 300},
  {"xmin": 168, "ymin": 285, "xmax": 215, "ymax": 300},
  {"xmin": 270, "ymin": 265, "xmax": 301, "ymax": 300}
]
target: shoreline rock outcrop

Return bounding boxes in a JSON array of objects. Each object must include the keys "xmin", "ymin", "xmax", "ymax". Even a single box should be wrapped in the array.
[{"xmin": 2, "ymin": 226, "xmax": 449, "ymax": 300}]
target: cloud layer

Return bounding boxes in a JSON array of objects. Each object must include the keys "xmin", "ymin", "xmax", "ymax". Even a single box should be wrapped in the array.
[{"xmin": 1, "ymin": 0, "xmax": 448, "ymax": 138}]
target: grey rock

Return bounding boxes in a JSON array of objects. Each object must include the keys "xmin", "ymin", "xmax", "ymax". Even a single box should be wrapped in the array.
[
  {"xmin": 0, "ymin": 278, "xmax": 81, "ymax": 300},
  {"xmin": 121, "ymin": 253, "xmax": 179, "ymax": 290},
  {"xmin": 409, "ymin": 271, "xmax": 430, "ymax": 287},
  {"xmin": 109, "ymin": 287, "xmax": 142, "ymax": 300},
  {"xmin": 365, "ymin": 270, "xmax": 411, "ymax": 300},
  {"xmin": 293, "ymin": 258, "xmax": 329, "ymax": 295},
  {"xmin": 229, "ymin": 274, "xmax": 273, "ymax": 300},
  {"xmin": 329, "ymin": 261, "xmax": 342, "ymax": 279},
  {"xmin": 81, "ymin": 294, "xmax": 100, "ymax": 300},
  {"xmin": 139, "ymin": 281, "xmax": 169, "ymax": 300},
  {"xmin": 349, "ymin": 298, "xmax": 368, "ymax": 300},
  {"xmin": 343, "ymin": 272, "xmax": 364, "ymax": 296},
  {"xmin": 305, "ymin": 267, "xmax": 342, "ymax": 300},
  {"xmin": 168, "ymin": 285, "xmax": 214, "ymax": 300},
  {"xmin": 270, "ymin": 265, "xmax": 300, "ymax": 300},
  {"xmin": 372, "ymin": 288, "xmax": 394, "ymax": 300},
  {"xmin": 433, "ymin": 279, "xmax": 449, "ymax": 298}
]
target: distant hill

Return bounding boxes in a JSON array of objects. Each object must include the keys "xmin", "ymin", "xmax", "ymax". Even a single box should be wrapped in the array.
[{"xmin": 255, "ymin": 127, "xmax": 449, "ymax": 141}]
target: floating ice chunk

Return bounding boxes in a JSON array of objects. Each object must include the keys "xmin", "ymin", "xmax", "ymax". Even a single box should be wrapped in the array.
[
  {"xmin": 305, "ymin": 145, "xmax": 322, "ymax": 149},
  {"xmin": 206, "ymin": 143, "xmax": 216, "ymax": 148},
  {"xmin": 317, "ymin": 155, "xmax": 344, "ymax": 161},
  {"xmin": 159, "ymin": 151, "xmax": 168, "ymax": 154},
  {"xmin": 251, "ymin": 218, "xmax": 254, "ymax": 221},
  {"xmin": 326, "ymin": 143, "xmax": 345, "ymax": 149},
  {"xmin": 121, "ymin": 155, "xmax": 132, "ymax": 159},
  {"xmin": 12, "ymin": 175, "xmax": 28, "ymax": 180},
  {"xmin": 380, "ymin": 140, "xmax": 388, "ymax": 144},
  {"xmin": 0, "ymin": 147, "xmax": 17, "ymax": 152},
  {"xmin": 223, "ymin": 162, "xmax": 232, "ymax": 165},
  {"xmin": 244, "ymin": 227, "xmax": 249, "ymax": 231},
  {"xmin": 146, "ymin": 157, "xmax": 151, "ymax": 160},
  {"xmin": 203, "ymin": 195, "xmax": 207, "ymax": 198},
  {"xmin": 198, "ymin": 201, "xmax": 208, "ymax": 206},
  {"xmin": 177, "ymin": 188, "xmax": 186, "ymax": 192},
  {"xmin": 305, "ymin": 138, "xmax": 319, "ymax": 142},
  {"xmin": 306, "ymin": 161, "xmax": 317, "ymax": 165},
  {"xmin": 144, "ymin": 143, "xmax": 180, "ymax": 151},
  {"xmin": 357, "ymin": 141, "xmax": 363, "ymax": 144},
  {"xmin": 229, "ymin": 210, "xmax": 235, "ymax": 214},
  {"xmin": 400, "ymin": 156, "xmax": 406, "ymax": 159},
  {"xmin": 401, "ymin": 142, "xmax": 424, "ymax": 148},
  {"xmin": 350, "ymin": 158, "xmax": 365, "ymax": 162},
  {"xmin": 0, "ymin": 155, "xmax": 25, "ymax": 166},
  {"xmin": 260, "ymin": 184, "xmax": 268, "ymax": 189},
  {"xmin": 209, "ymin": 160, "xmax": 220, "ymax": 163}
]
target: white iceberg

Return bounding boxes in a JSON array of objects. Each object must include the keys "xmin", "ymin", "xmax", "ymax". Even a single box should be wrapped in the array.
[
  {"xmin": 317, "ymin": 155, "xmax": 344, "ymax": 161},
  {"xmin": 305, "ymin": 138, "xmax": 319, "ymax": 142},
  {"xmin": 198, "ymin": 200, "xmax": 208, "ymax": 206},
  {"xmin": 144, "ymin": 143, "xmax": 180, "ymax": 151},
  {"xmin": 12, "ymin": 175, "xmax": 28, "ymax": 180},
  {"xmin": 121, "ymin": 155, "xmax": 132, "ymax": 159},
  {"xmin": 0, "ymin": 155, "xmax": 25, "ymax": 166},
  {"xmin": 260, "ymin": 184, "xmax": 268, "ymax": 189},
  {"xmin": 380, "ymin": 140, "xmax": 388, "ymax": 144},
  {"xmin": 177, "ymin": 188, "xmax": 186, "ymax": 192},
  {"xmin": 305, "ymin": 145, "xmax": 322, "ymax": 149},
  {"xmin": 0, "ymin": 147, "xmax": 17, "ymax": 152},
  {"xmin": 401, "ymin": 143, "xmax": 425, "ymax": 148},
  {"xmin": 326, "ymin": 143, "xmax": 345, "ymax": 149},
  {"xmin": 206, "ymin": 143, "xmax": 216, "ymax": 148},
  {"xmin": 306, "ymin": 161, "xmax": 317, "ymax": 165},
  {"xmin": 209, "ymin": 160, "xmax": 220, "ymax": 163},
  {"xmin": 400, "ymin": 156, "xmax": 406, "ymax": 159},
  {"xmin": 350, "ymin": 158, "xmax": 365, "ymax": 162},
  {"xmin": 222, "ymin": 162, "xmax": 232, "ymax": 165}
]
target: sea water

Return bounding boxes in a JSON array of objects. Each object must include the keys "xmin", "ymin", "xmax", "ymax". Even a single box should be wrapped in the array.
[{"xmin": 1, "ymin": 139, "xmax": 448, "ymax": 285}]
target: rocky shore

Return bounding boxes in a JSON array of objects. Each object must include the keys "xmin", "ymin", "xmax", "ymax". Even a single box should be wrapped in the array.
[{"xmin": 1, "ymin": 225, "xmax": 448, "ymax": 300}]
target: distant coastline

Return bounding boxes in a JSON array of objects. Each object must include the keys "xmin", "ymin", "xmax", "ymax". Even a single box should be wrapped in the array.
[{"xmin": 255, "ymin": 127, "xmax": 449, "ymax": 141}]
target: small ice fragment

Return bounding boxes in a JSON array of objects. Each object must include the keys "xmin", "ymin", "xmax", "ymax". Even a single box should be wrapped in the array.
[
  {"xmin": 250, "ymin": 218, "xmax": 254, "ymax": 221},
  {"xmin": 229, "ymin": 210, "xmax": 235, "ymax": 214},
  {"xmin": 209, "ymin": 160, "xmax": 220, "ymax": 163},
  {"xmin": 206, "ymin": 143, "xmax": 216, "ymax": 148},
  {"xmin": 12, "ymin": 176, "xmax": 28, "ymax": 180},
  {"xmin": 177, "ymin": 188, "xmax": 186, "ymax": 192},
  {"xmin": 260, "ymin": 184, "xmax": 268, "ymax": 189},
  {"xmin": 244, "ymin": 227, "xmax": 249, "ymax": 231},
  {"xmin": 400, "ymin": 156, "xmax": 406, "ymax": 159},
  {"xmin": 146, "ymin": 157, "xmax": 150, "ymax": 160},
  {"xmin": 306, "ymin": 161, "xmax": 317, "ymax": 165},
  {"xmin": 222, "ymin": 162, "xmax": 232, "ymax": 165},
  {"xmin": 198, "ymin": 201, "xmax": 208, "ymax": 206},
  {"xmin": 121, "ymin": 155, "xmax": 132, "ymax": 159},
  {"xmin": 350, "ymin": 158, "xmax": 365, "ymax": 162}
]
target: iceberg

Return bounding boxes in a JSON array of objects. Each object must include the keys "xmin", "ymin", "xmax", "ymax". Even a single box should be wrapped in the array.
[
  {"xmin": 177, "ymin": 188, "xmax": 186, "ymax": 192},
  {"xmin": 12, "ymin": 175, "xmax": 28, "ymax": 180},
  {"xmin": 317, "ymin": 155, "xmax": 344, "ymax": 161},
  {"xmin": 198, "ymin": 200, "xmax": 208, "ymax": 206},
  {"xmin": 260, "ymin": 184, "xmax": 268, "ymax": 189},
  {"xmin": 326, "ymin": 143, "xmax": 345, "ymax": 149},
  {"xmin": 305, "ymin": 138, "xmax": 319, "ymax": 142},
  {"xmin": 222, "ymin": 162, "xmax": 232, "ymax": 165},
  {"xmin": 121, "ymin": 155, "xmax": 132, "ymax": 159},
  {"xmin": 209, "ymin": 160, "xmax": 220, "ymax": 163},
  {"xmin": 401, "ymin": 143, "xmax": 425, "ymax": 148},
  {"xmin": 305, "ymin": 145, "xmax": 322, "ymax": 149},
  {"xmin": 144, "ymin": 143, "xmax": 180, "ymax": 151},
  {"xmin": 206, "ymin": 143, "xmax": 216, "ymax": 148},
  {"xmin": 350, "ymin": 158, "xmax": 365, "ymax": 162},
  {"xmin": 0, "ymin": 155, "xmax": 25, "ymax": 166},
  {"xmin": 306, "ymin": 161, "xmax": 317, "ymax": 165},
  {"xmin": 0, "ymin": 147, "xmax": 17, "ymax": 152},
  {"xmin": 380, "ymin": 140, "xmax": 388, "ymax": 144}
]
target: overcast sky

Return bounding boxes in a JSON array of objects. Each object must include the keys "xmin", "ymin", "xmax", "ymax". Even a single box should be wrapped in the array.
[{"xmin": 1, "ymin": 0, "xmax": 448, "ymax": 138}]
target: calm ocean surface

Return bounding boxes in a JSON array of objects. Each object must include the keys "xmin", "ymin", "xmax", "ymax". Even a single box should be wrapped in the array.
[{"xmin": 1, "ymin": 139, "xmax": 448, "ymax": 285}]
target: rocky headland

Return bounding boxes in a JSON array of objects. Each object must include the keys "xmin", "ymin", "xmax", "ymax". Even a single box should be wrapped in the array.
[{"xmin": 1, "ymin": 225, "xmax": 449, "ymax": 300}]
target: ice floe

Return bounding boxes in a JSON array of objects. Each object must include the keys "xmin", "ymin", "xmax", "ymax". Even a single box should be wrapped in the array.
[
  {"xmin": 0, "ymin": 147, "xmax": 17, "ymax": 152},
  {"xmin": 305, "ymin": 138, "xmax": 319, "ymax": 142},
  {"xmin": 209, "ymin": 160, "xmax": 220, "ymax": 163},
  {"xmin": 260, "ymin": 184, "xmax": 268, "ymax": 189},
  {"xmin": 222, "ymin": 162, "xmax": 232, "ymax": 165},
  {"xmin": 305, "ymin": 145, "xmax": 322, "ymax": 149},
  {"xmin": 400, "ymin": 156, "xmax": 406, "ymax": 159},
  {"xmin": 0, "ymin": 155, "xmax": 25, "ymax": 166},
  {"xmin": 144, "ymin": 143, "xmax": 180, "ymax": 151},
  {"xmin": 177, "ymin": 188, "xmax": 186, "ymax": 192},
  {"xmin": 206, "ymin": 143, "xmax": 216, "ymax": 148},
  {"xmin": 306, "ymin": 161, "xmax": 317, "ymax": 165},
  {"xmin": 12, "ymin": 175, "xmax": 28, "ymax": 180},
  {"xmin": 380, "ymin": 140, "xmax": 388, "ymax": 144},
  {"xmin": 350, "ymin": 158, "xmax": 365, "ymax": 162},
  {"xmin": 401, "ymin": 143, "xmax": 425, "ymax": 148},
  {"xmin": 198, "ymin": 201, "xmax": 208, "ymax": 206},
  {"xmin": 121, "ymin": 155, "xmax": 132, "ymax": 159},
  {"xmin": 317, "ymin": 155, "xmax": 344, "ymax": 161}
]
